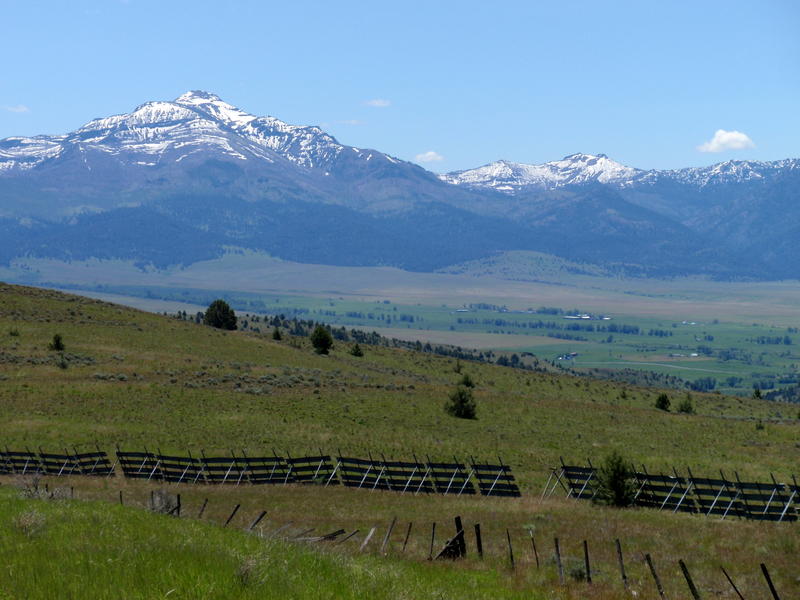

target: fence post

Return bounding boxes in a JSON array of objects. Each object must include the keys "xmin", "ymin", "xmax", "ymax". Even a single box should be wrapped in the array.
[
  {"xmin": 474, "ymin": 524, "xmax": 483, "ymax": 559},
  {"xmin": 529, "ymin": 530, "xmax": 539, "ymax": 568},
  {"xmin": 761, "ymin": 563, "xmax": 781, "ymax": 600},
  {"xmin": 554, "ymin": 538, "xmax": 564, "ymax": 584},
  {"xmin": 583, "ymin": 540, "xmax": 591, "ymax": 584},
  {"xmin": 645, "ymin": 553, "xmax": 667, "ymax": 599},
  {"xmin": 679, "ymin": 559, "xmax": 701, "ymax": 599},
  {"xmin": 402, "ymin": 522, "xmax": 413, "ymax": 553},
  {"xmin": 428, "ymin": 522, "xmax": 436, "ymax": 560},
  {"xmin": 454, "ymin": 516, "xmax": 466, "ymax": 556},
  {"xmin": 198, "ymin": 498, "xmax": 208, "ymax": 519},
  {"xmin": 359, "ymin": 526, "xmax": 376, "ymax": 552},
  {"xmin": 615, "ymin": 539, "xmax": 628, "ymax": 589},
  {"xmin": 118, "ymin": 490, "xmax": 123, "ymax": 505},
  {"xmin": 720, "ymin": 567, "xmax": 745, "ymax": 600},
  {"xmin": 506, "ymin": 529, "xmax": 515, "ymax": 570},
  {"xmin": 381, "ymin": 517, "xmax": 397, "ymax": 555},
  {"xmin": 247, "ymin": 511, "xmax": 267, "ymax": 532},
  {"xmin": 224, "ymin": 504, "xmax": 240, "ymax": 527}
]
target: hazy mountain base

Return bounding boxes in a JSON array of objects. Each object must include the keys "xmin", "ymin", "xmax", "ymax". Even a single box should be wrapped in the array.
[{"xmin": 4, "ymin": 251, "xmax": 800, "ymax": 324}]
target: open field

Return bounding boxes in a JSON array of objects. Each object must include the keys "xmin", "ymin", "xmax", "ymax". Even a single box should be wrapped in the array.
[
  {"xmin": 61, "ymin": 280, "xmax": 800, "ymax": 395},
  {"xmin": 6, "ymin": 252, "xmax": 800, "ymax": 322},
  {"xmin": 1, "ymin": 283, "xmax": 799, "ymax": 487},
  {"xmin": 1, "ymin": 477, "xmax": 798, "ymax": 599},
  {"xmin": 6, "ymin": 252, "xmax": 800, "ymax": 393},
  {"xmin": 2, "ymin": 282, "xmax": 800, "ymax": 598}
]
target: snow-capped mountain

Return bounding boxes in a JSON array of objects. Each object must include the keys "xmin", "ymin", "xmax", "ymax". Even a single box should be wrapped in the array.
[
  {"xmin": 443, "ymin": 153, "xmax": 800, "ymax": 194},
  {"xmin": 0, "ymin": 90, "xmax": 394, "ymax": 174},
  {"xmin": 0, "ymin": 91, "xmax": 799, "ymax": 279},
  {"xmin": 441, "ymin": 153, "xmax": 642, "ymax": 192}
]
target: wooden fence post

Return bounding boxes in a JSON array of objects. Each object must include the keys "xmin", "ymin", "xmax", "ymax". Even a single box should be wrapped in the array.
[
  {"xmin": 247, "ymin": 510, "xmax": 267, "ymax": 532},
  {"xmin": 224, "ymin": 504, "xmax": 240, "ymax": 527},
  {"xmin": 529, "ymin": 530, "xmax": 539, "ymax": 569},
  {"xmin": 118, "ymin": 490, "xmax": 123, "ymax": 505},
  {"xmin": 506, "ymin": 529, "xmax": 515, "ymax": 570},
  {"xmin": 474, "ymin": 524, "xmax": 483, "ymax": 559},
  {"xmin": 428, "ymin": 522, "xmax": 436, "ymax": 560},
  {"xmin": 615, "ymin": 539, "xmax": 628, "ymax": 589},
  {"xmin": 401, "ymin": 522, "xmax": 413, "ymax": 553},
  {"xmin": 359, "ymin": 526, "xmax": 376, "ymax": 552},
  {"xmin": 583, "ymin": 540, "xmax": 592, "ymax": 584},
  {"xmin": 645, "ymin": 553, "xmax": 667, "ymax": 599},
  {"xmin": 720, "ymin": 567, "xmax": 745, "ymax": 600},
  {"xmin": 679, "ymin": 559, "xmax": 701, "ymax": 599},
  {"xmin": 197, "ymin": 498, "xmax": 208, "ymax": 519},
  {"xmin": 761, "ymin": 563, "xmax": 781, "ymax": 600},
  {"xmin": 454, "ymin": 516, "xmax": 466, "ymax": 556},
  {"xmin": 554, "ymin": 538, "xmax": 564, "ymax": 584},
  {"xmin": 381, "ymin": 517, "xmax": 397, "ymax": 555}
]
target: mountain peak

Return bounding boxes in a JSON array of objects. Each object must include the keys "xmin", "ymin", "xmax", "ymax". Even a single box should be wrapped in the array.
[{"xmin": 174, "ymin": 90, "xmax": 223, "ymax": 104}]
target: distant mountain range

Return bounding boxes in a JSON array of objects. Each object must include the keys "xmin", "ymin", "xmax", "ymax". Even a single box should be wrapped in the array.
[{"xmin": 1, "ymin": 91, "xmax": 798, "ymax": 279}]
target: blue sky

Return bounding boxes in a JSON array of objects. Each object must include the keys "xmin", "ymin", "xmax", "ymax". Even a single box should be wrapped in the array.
[{"xmin": 1, "ymin": 0, "xmax": 797, "ymax": 172}]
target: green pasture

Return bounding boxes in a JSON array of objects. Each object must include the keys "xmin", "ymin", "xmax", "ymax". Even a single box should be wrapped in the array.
[{"xmin": 61, "ymin": 282, "xmax": 800, "ymax": 395}]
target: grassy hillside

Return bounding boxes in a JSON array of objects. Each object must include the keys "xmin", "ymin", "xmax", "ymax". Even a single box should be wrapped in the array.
[
  {"xmin": 0, "ymin": 487, "xmax": 528, "ymax": 600},
  {"xmin": 1, "ymin": 282, "xmax": 799, "ymax": 486},
  {"xmin": 1, "ymin": 282, "xmax": 800, "ymax": 598}
]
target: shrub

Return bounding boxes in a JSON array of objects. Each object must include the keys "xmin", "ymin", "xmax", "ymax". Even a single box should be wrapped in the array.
[
  {"xmin": 272, "ymin": 327, "xmax": 282, "ymax": 341},
  {"xmin": 310, "ymin": 325, "xmax": 333, "ymax": 355},
  {"xmin": 677, "ymin": 394, "xmax": 695, "ymax": 414},
  {"xmin": 349, "ymin": 343, "xmax": 364, "ymax": 357},
  {"xmin": 655, "ymin": 393, "xmax": 670, "ymax": 411},
  {"xmin": 48, "ymin": 334, "xmax": 65, "ymax": 351},
  {"xmin": 593, "ymin": 450, "xmax": 636, "ymax": 507},
  {"xmin": 203, "ymin": 299, "xmax": 237, "ymax": 330},
  {"xmin": 444, "ymin": 386, "xmax": 477, "ymax": 419},
  {"xmin": 8, "ymin": 328, "xmax": 19, "ymax": 337},
  {"xmin": 458, "ymin": 373, "xmax": 475, "ymax": 388}
]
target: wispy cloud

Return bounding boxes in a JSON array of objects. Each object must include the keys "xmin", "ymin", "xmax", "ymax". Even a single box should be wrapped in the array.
[
  {"xmin": 2, "ymin": 104, "xmax": 30, "ymax": 113},
  {"xmin": 415, "ymin": 150, "xmax": 444, "ymax": 163},
  {"xmin": 337, "ymin": 119, "xmax": 365, "ymax": 126},
  {"xmin": 697, "ymin": 129, "xmax": 755, "ymax": 153},
  {"xmin": 364, "ymin": 98, "xmax": 391, "ymax": 108}
]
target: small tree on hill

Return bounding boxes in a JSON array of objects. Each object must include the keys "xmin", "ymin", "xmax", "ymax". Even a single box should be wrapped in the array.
[
  {"xmin": 444, "ymin": 386, "xmax": 477, "ymax": 419},
  {"xmin": 349, "ymin": 343, "xmax": 364, "ymax": 357},
  {"xmin": 655, "ymin": 393, "xmax": 671, "ymax": 412},
  {"xmin": 310, "ymin": 325, "xmax": 333, "ymax": 354},
  {"xmin": 677, "ymin": 393, "xmax": 695, "ymax": 414},
  {"xmin": 458, "ymin": 373, "xmax": 475, "ymax": 388},
  {"xmin": 272, "ymin": 327, "xmax": 282, "ymax": 341},
  {"xmin": 593, "ymin": 450, "xmax": 636, "ymax": 507},
  {"xmin": 48, "ymin": 333, "xmax": 65, "ymax": 351},
  {"xmin": 203, "ymin": 299, "xmax": 237, "ymax": 330}
]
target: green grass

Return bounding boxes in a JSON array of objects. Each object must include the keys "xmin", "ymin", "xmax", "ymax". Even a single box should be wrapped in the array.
[
  {"xmin": 2, "ymin": 282, "xmax": 800, "ymax": 598},
  {"xmin": 58, "ymin": 280, "xmax": 800, "ymax": 395},
  {"xmin": 2, "ymin": 479, "xmax": 798, "ymax": 599},
  {"xmin": 0, "ymin": 486, "xmax": 532, "ymax": 600},
  {"xmin": 1, "ymin": 282, "xmax": 799, "ymax": 488}
]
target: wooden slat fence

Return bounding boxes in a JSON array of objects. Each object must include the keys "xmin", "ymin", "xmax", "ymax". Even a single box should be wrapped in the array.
[{"xmin": 548, "ymin": 461, "xmax": 799, "ymax": 522}]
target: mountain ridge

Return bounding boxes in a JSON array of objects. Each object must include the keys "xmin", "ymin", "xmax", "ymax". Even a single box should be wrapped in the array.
[{"xmin": 0, "ymin": 91, "xmax": 798, "ymax": 280}]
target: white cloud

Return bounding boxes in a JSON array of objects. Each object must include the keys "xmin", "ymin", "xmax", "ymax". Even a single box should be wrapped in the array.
[
  {"xmin": 697, "ymin": 129, "xmax": 755, "ymax": 153},
  {"xmin": 364, "ymin": 98, "xmax": 391, "ymax": 108},
  {"xmin": 415, "ymin": 150, "xmax": 444, "ymax": 163},
  {"xmin": 2, "ymin": 104, "xmax": 30, "ymax": 113}
]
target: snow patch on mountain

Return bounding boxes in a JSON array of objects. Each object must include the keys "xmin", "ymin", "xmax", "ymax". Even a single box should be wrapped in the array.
[
  {"xmin": 441, "ymin": 153, "xmax": 642, "ymax": 192},
  {"xmin": 443, "ymin": 154, "xmax": 800, "ymax": 193}
]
